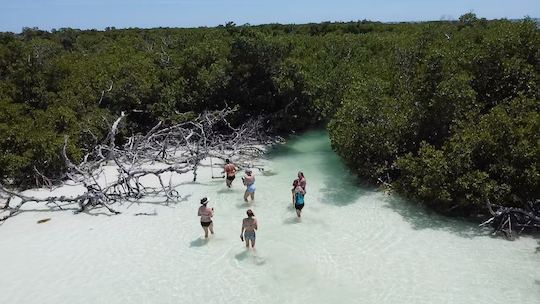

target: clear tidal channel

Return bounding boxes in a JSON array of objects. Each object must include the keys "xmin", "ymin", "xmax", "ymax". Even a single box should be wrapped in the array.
[{"xmin": 1, "ymin": 130, "xmax": 539, "ymax": 304}]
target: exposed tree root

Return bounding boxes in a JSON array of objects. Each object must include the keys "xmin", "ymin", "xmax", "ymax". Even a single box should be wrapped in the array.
[{"xmin": 480, "ymin": 200, "xmax": 540, "ymax": 239}]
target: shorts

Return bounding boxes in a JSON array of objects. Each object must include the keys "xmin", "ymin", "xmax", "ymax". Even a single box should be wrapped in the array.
[
  {"xmin": 295, "ymin": 203, "xmax": 304, "ymax": 210},
  {"xmin": 244, "ymin": 230, "xmax": 256, "ymax": 241},
  {"xmin": 246, "ymin": 184, "xmax": 256, "ymax": 193},
  {"xmin": 227, "ymin": 175, "xmax": 235, "ymax": 181},
  {"xmin": 200, "ymin": 221, "xmax": 212, "ymax": 227}
]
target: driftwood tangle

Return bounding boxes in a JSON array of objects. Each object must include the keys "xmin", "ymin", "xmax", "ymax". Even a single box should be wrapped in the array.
[
  {"xmin": 0, "ymin": 108, "xmax": 278, "ymax": 222},
  {"xmin": 480, "ymin": 200, "xmax": 540, "ymax": 239}
]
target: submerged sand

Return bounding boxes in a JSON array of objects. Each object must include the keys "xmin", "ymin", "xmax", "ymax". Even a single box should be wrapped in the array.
[{"xmin": 1, "ymin": 131, "xmax": 539, "ymax": 304}]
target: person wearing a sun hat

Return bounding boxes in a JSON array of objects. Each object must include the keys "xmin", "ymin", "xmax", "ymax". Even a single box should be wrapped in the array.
[
  {"xmin": 197, "ymin": 197, "xmax": 214, "ymax": 238},
  {"xmin": 242, "ymin": 168, "xmax": 256, "ymax": 202}
]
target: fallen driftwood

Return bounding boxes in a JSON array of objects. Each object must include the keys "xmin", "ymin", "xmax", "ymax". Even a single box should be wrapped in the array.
[
  {"xmin": 135, "ymin": 210, "xmax": 158, "ymax": 216},
  {"xmin": 37, "ymin": 218, "xmax": 51, "ymax": 224},
  {"xmin": 0, "ymin": 108, "xmax": 279, "ymax": 222},
  {"xmin": 480, "ymin": 200, "xmax": 540, "ymax": 239}
]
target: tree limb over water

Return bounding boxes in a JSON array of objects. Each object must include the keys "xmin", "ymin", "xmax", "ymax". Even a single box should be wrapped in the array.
[
  {"xmin": 480, "ymin": 200, "xmax": 540, "ymax": 239},
  {"xmin": 0, "ymin": 108, "xmax": 278, "ymax": 222}
]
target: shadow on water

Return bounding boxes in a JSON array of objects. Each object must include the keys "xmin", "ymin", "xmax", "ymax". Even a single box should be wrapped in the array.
[
  {"xmin": 234, "ymin": 249, "xmax": 266, "ymax": 265},
  {"xmin": 234, "ymin": 249, "xmax": 249, "ymax": 261},
  {"xmin": 382, "ymin": 194, "xmax": 488, "ymax": 239},
  {"xmin": 216, "ymin": 188, "xmax": 233, "ymax": 194},
  {"xmin": 319, "ymin": 177, "xmax": 368, "ymax": 206},
  {"xmin": 283, "ymin": 217, "xmax": 301, "ymax": 225},
  {"xmin": 316, "ymin": 138, "xmax": 371, "ymax": 206},
  {"xmin": 208, "ymin": 178, "xmax": 225, "ymax": 185},
  {"xmin": 189, "ymin": 237, "xmax": 209, "ymax": 247},
  {"xmin": 235, "ymin": 201, "xmax": 253, "ymax": 209}
]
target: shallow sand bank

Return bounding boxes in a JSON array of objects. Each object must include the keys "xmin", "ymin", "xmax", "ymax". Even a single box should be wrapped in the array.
[{"xmin": 1, "ymin": 131, "xmax": 539, "ymax": 304}]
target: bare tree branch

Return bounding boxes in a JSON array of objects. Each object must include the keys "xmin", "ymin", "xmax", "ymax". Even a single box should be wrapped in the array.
[
  {"xmin": 0, "ymin": 108, "xmax": 280, "ymax": 222},
  {"xmin": 479, "ymin": 200, "xmax": 540, "ymax": 239}
]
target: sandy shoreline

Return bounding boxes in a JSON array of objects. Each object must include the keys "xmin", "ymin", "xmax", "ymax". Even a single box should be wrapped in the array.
[{"xmin": 0, "ymin": 154, "xmax": 270, "ymax": 221}]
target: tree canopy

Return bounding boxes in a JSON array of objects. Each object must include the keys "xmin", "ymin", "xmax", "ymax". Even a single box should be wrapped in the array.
[{"xmin": 0, "ymin": 15, "xmax": 538, "ymax": 215}]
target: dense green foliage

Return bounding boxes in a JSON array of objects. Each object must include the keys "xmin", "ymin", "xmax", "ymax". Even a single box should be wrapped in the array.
[
  {"xmin": 0, "ymin": 15, "xmax": 538, "ymax": 214},
  {"xmin": 0, "ymin": 20, "xmax": 402, "ymax": 185},
  {"xmin": 0, "ymin": 24, "xmax": 318, "ymax": 185},
  {"xmin": 328, "ymin": 15, "xmax": 539, "ymax": 214}
]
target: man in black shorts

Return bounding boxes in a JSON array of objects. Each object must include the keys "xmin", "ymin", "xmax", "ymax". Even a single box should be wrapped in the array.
[{"xmin": 224, "ymin": 159, "xmax": 237, "ymax": 188}]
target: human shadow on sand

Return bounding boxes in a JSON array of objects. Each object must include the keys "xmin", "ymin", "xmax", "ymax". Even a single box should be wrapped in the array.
[
  {"xmin": 216, "ymin": 187, "xmax": 244, "ymax": 194},
  {"xmin": 189, "ymin": 237, "xmax": 209, "ymax": 247},
  {"xmin": 234, "ymin": 249, "xmax": 250, "ymax": 261},
  {"xmin": 236, "ymin": 201, "xmax": 254, "ymax": 209},
  {"xmin": 234, "ymin": 249, "xmax": 266, "ymax": 265}
]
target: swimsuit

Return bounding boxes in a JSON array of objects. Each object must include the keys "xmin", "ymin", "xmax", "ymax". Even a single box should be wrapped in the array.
[
  {"xmin": 295, "ymin": 191, "xmax": 304, "ymax": 210},
  {"xmin": 244, "ymin": 175, "xmax": 255, "ymax": 192},
  {"xmin": 198, "ymin": 206, "xmax": 213, "ymax": 223},
  {"xmin": 244, "ymin": 230, "xmax": 256, "ymax": 241},
  {"xmin": 225, "ymin": 164, "xmax": 236, "ymax": 181}
]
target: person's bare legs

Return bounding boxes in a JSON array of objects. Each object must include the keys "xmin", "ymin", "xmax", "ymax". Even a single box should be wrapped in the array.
[
  {"xmin": 244, "ymin": 191, "xmax": 249, "ymax": 202},
  {"xmin": 245, "ymin": 238, "xmax": 250, "ymax": 248},
  {"xmin": 296, "ymin": 209, "xmax": 301, "ymax": 218},
  {"xmin": 203, "ymin": 226, "xmax": 209, "ymax": 238},
  {"xmin": 251, "ymin": 238, "xmax": 256, "ymax": 249},
  {"xmin": 209, "ymin": 222, "xmax": 214, "ymax": 235},
  {"xmin": 226, "ymin": 178, "xmax": 232, "ymax": 188},
  {"xmin": 250, "ymin": 192, "xmax": 255, "ymax": 201}
]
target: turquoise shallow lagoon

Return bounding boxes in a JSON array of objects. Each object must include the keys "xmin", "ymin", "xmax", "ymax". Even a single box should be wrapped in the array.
[{"xmin": 1, "ymin": 130, "xmax": 539, "ymax": 304}]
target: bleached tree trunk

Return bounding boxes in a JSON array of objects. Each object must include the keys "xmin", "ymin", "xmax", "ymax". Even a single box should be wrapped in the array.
[{"xmin": 0, "ymin": 108, "xmax": 280, "ymax": 222}]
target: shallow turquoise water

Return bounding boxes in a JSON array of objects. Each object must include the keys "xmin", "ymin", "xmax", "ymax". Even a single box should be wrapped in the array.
[{"xmin": 1, "ymin": 130, "xmax": 539, "ymax": 304}]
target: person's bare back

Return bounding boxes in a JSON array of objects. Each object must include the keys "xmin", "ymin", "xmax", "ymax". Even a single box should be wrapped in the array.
[
  {"xmin": 224, "ymin": 163, "xmax": 236, "ymax": 176},
  {"xmin": 224, "ymin": 159, "xmax": 237, "ymax": 188}
]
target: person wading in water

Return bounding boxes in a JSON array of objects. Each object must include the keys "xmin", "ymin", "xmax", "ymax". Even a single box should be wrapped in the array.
[
  {"xmin": 242, "ymin": 169, "xmax": 255, "ymax": 202},
  {"xmin": 292, "ymin": 171, "xmax": 306, "ymax": 204},
  {"xmin": 197, "ymin": 197, "xmax": 214, "ymax": 238},
  {"xmin": 240, "ymin": 209, "xmax": 258, "ymax": 249},
  {"xmin": 297, "ymin": 171, "xmax": 306, "ymax": 193},
  {"xmin": 293, "ymin": 180, "xmax": 305, "ymax": 218},
  {"xmin": 223, "ymin": 159, "xmax": 237, "ymax": 188}
]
